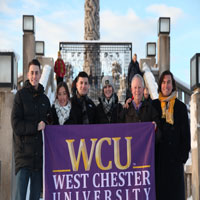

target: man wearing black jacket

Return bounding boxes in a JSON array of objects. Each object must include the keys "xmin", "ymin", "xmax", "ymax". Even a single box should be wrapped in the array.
[
  {"xmin": 11, "ymin": 59, "xmax": 50, "ymax": 200},
  {"xmin": 127, "ymin": 54, "xmax": 143, "ymax": 85},
  {"xmin": 70, "ymin": 71, "xmax": 96, "ymax": 124},
  {"xmin": 126, "ymin": 54, "xmax": 143, "ymax": 99}
]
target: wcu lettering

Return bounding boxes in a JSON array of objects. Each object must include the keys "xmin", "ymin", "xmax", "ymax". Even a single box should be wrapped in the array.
[{"xmin": 66, "ymin": 137, "xmax": 133, "ymax": 171}]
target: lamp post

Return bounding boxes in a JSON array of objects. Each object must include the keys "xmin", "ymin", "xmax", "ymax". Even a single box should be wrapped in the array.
[
  {"xmin": 157, "ymin": 17, "xmax": 170, "ymax": 77},
  {"xmin": 190, "ymin": 53, "xmax": 200, "ymax": 200},
  {"xmin": 157, "ymin": 17, "xmax": 170, "ymax": 36},
  {"xmin": 190, "ymin": 53, "xmax": 200, "ymax": 91},
  {"xmin": 23, "ymin": 15, "xmax": 35, "ymax": 33},
  {"xmin": 35, "ymin": 41, "xmax": 45, "ymax": 56},
  {"xmin": 0, "ymin": 52, "xmax": 18, "ymax": 90},
  {"xmin": 146, "ymin": 42, "xmax": 156, "ymax": 57},
  {"xmin": 23, "ymin": 15, "xmax": 35, "ymax": 83},
  {"xmin": 140, "ymin": 42, "xmax": 157, "ymax": 72}
]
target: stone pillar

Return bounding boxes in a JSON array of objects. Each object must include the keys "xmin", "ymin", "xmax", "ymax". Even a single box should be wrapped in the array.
[
  {"xmin": 191, "ymin": 88, "xmax": 200, "ymax": 200},
  {"xmin": 84, "ymin": 0, "xmax": 100, "ymax": 100},
  {"xmin": 84, "ymin": 0, "xmax": 100, "ymax": 40},
  {"xmin": 0, "ymin": 91, "xmax": 15, "ymax": 200},
  {"xmin": 23, "ymin": 32, "xmax": 35, "ymax": 83},
  {"xmin": 36, "ymin": 56, "xmax": 54, "ymax": 69},
  {"xmin": 83, "ymin": 46, "xmax": 100, "ymax": 100},
  {"xmin": 157, "ymin": 34, "xmax": 170, "ymax": 77},
  {"xmin": 140, "ymin": 57, "xmax": 156, "ymax": 70}
]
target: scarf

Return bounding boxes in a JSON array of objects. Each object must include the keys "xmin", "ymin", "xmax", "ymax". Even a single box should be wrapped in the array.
[
  {"xmin": 158, "ymin": 91, "xmax": 177, "ymax": 125},
  {"xmin": 54, "ymin": 100, "xmax": 71, "ymax": 125},
  {"xmin": 101, "ymin": 93, "xmax": 116, "ymax": 115}
]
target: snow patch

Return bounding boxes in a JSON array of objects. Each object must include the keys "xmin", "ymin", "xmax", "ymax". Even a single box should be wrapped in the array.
[
  {"xmin": 190, "ymin": 93, "xmax": 197, "ymax": 149},
  {"xmin": 39, "ymin": 65, "xmax": 52, "ymax": 90},
  {"xmin": 142, "ymin": 62, "xmax": 158, "ymax": 100}
]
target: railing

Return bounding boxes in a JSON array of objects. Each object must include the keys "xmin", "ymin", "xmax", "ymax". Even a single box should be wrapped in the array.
[{"xmin": 175, "ymin": 77, "xmax": 192, "ymax": 110}]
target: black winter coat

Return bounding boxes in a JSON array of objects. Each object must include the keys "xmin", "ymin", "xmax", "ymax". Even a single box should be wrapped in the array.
[
  {"xmin": 50, "ymin": 104, "xmax": 76, "ymax": 125},
  {"xmin": 121, "ymin": 100, "xmax": 160, "ymax": 125},
  {"xmin": 152, "ymin": 98, "xmax": 190, "ymax": 200},
  {"xmin": 70, "ymin": 94, "xmax": 97, "ymax": 124},
  {"xmin": 127, "ymin": 60, "xmax": 143, "ymax": 85},
  {"xmin": 11, "ymin": 81, "xmax": 50, "ymax": 174},
  {"xmin": 96, "ymin": 96, "xmax": 123, "ymax": 124}
]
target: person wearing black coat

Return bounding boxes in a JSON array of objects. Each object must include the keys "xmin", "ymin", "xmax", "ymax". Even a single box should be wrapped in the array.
[
  {"xmin": 121, "ymin": 74, "xmax": 159, "ymax": 127},
  {"xmin": 70, "ymin": 71, "xmax": 96, "ymax": 124},
  {"xmin": 11, "ymin": 59, "xmax": 51, "ymax": 200},
  {"xmin": 127, "ymin": 53, "xmax": 143, "ymax": 86},
  {"xmin": 50, "ymin": 82, "xmax": 76, "ymax": 125},
  {"xmin": 152, "ymin": 70, "xmax": 190, "ymax": 200},
  {"xmin": 123, "ymin": 99, "xmax": 159, "ymax": 123},
  {"xmin": 126, "ymin": 54, "xmax": 143, "ymax": 100},
  {"xmin": 97, "ymin": 76, "xmax": 123, "ymax": 124}
]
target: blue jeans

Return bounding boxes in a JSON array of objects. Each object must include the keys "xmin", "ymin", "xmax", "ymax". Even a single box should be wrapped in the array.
[{"xmin": 15, "ymin": 168, "xmax": 42, "ymax": 200}]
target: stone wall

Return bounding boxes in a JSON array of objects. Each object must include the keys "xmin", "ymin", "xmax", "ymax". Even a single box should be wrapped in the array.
[{"xmin": 0, "ymin": 91, "xmax": 15, "ymax": 200}]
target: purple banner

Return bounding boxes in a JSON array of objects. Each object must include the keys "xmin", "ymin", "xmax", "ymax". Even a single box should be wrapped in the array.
[{"xmin": 43, "ymin": 122, "xmax": 155, "ymax": 200}]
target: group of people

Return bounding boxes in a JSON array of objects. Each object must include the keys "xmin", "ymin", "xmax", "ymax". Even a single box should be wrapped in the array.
[{"xmin": 11, "ymin": 56, "xmax": 190, "ymax": 200}]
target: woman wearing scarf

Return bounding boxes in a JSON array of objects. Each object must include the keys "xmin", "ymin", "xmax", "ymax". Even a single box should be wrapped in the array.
[
  {"xmin": 152, "ymin": 70, "xmax": 190, "ymax": 200},
  {"xmin": 51, "ymin": 82, "xmax": 75, "ymax": 125},
  {"xmin": 97, "ymin": 76, "xmax": 123, "ymax": 124}
]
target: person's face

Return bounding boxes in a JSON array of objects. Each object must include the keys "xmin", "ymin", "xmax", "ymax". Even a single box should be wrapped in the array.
[
  {"xmin": 161, "ymin": 75, "xmax": 173, "ymax": 97},
  {"xmin": 144, "ymin": 88, "xmax": 149, "ymax": 99},
  {"xmin": 133, "ymin": 55, "xmax": 137, "ymax": 62},
  {"xmin": 76, "ymin": 77, "xmax": 89, "ymax": 96},
  {"xmin": 103, "ymin": 85, "xmax": 113, "ymax": 99},
  {"xmin": 57, "ymin": 86, "xmax": 69, "ymax": 106},
  {"xmin": 27, "ymin": 64, "xmax": 41, "ymax": 89},
  {"xmin": 131, "ymin": 77, "xmax": 144, "ymax": 103}
]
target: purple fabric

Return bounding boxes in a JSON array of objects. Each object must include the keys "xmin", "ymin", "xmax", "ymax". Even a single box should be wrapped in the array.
[{"xmin": 43, "ymin": 122, "xmax": 155, "ymax": 200}]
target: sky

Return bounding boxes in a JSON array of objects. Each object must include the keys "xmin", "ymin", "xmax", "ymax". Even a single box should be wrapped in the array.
[{"xmin": 0, "ymin": 0, "xmax": 200, "ymax": 86}]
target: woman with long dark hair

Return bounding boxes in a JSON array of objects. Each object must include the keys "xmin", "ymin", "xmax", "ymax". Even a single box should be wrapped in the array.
[{"xmin": 51, "ymin": 82, "xmax": 75, "ymax": 125}]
